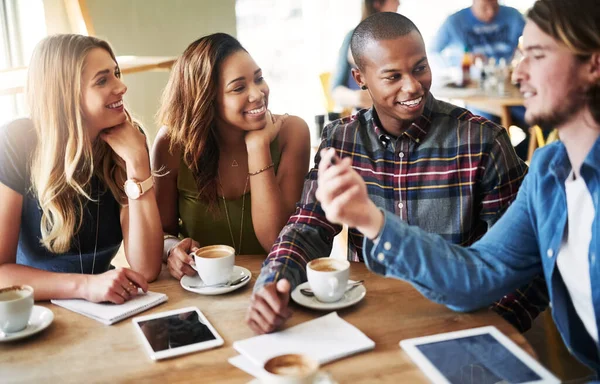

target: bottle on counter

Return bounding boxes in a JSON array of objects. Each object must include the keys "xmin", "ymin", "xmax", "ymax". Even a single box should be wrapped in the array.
[
  {"xmin": 496, "ymin": 58, "xmax": 509, "ymax": 95},
  {"xmin": 459, "ymin": 46, "xmax": 473, "ymax": 87}
]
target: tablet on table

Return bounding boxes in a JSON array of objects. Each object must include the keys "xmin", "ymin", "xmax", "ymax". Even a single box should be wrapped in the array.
[
  {"xmin": 132, "ymin": 306, "xmax": 224, "ymax": 360},
  {"xmin": 400, "ymin": 326, "xmax": 559, "ymax": 384}
]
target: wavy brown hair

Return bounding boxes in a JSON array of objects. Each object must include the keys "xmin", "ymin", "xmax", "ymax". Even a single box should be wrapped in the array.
[
  {"xmin": 27, "ymin": 34, "xmax": 128, "ymax": 253},
  {"xmin": 528, "ymin": 0, "xmax": 600, "ymax": 124},
  {"xmin": 157, "ymin": 33, "xmax": 246, "ymax": 209}
]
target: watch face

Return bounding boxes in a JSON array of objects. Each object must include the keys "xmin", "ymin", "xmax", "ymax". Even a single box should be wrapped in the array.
[{"xmin": 125, "ymin": 180, "xmax": 141, "ymax": 199}]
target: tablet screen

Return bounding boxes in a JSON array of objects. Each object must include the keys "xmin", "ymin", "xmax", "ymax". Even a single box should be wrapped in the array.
[
  {"xmin": 415, "ymin": 333, "xmax": 541, "ymax": 384},
  {"xmin": 137, "ymin": 310, "xmax": 217, "ymax": 353}
]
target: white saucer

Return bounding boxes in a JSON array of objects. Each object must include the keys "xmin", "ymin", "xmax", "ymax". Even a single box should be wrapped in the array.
[
  {"xmin": 0, "ymin": 305, "xmax": 54, "ymax": 342},
  {"xmin": 181, "ymin": 266, "xmax": 252, "ymax": 295},
  {"xmin": 290, "ymin": 280, "xmax": 366, "ymax": 310}
]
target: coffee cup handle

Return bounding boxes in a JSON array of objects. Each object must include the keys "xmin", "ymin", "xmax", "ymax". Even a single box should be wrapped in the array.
[
  {"xmin": 328, "ymin": 277, "xmax": 339, "ymax": 297},
  {"xmin": 189, "ymin": 254, "xmax": 199, "ymax": 271}
]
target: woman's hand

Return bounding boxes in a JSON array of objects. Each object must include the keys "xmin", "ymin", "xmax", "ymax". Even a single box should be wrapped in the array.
[
  {"xmin": 245, "ymin": 111, "xmax": 288, "ymax": 149},
  {"xmin": 99, "ymin": 120, "xmax": 148, "ymax": 166},
  {"xmin": 83, "ymin": 268, "xmax": 149, "ymax": 304},
  {"xmin": 166, "ymin": 237, "xmax": 200, "ymax": 280}
]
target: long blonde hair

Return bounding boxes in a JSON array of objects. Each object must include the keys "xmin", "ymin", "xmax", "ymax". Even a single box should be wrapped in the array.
[
  {"xmin": 27, "ymin": 34, "xmax": 128, "ymax": 253},
  {"xmin": 157, "ymin": 33, "xmax": 246, "ymax": 210},
  {"xmin": 528, "ymin": 0, "xmax": 600, "ymax": 124}
]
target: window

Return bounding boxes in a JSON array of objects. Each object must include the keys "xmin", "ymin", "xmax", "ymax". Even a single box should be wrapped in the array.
[{"xmin": 0, "ymin": 0, "xmax": 47, "ymax": 125}]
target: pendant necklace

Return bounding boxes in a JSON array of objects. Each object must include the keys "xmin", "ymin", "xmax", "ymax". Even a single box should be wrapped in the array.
[
  {"xmin": 217, "ymin": 170, "xmax": 248, "ymax": 255},
  {"xmin": 78, "ymin": 179, "xmax": 100, "ymax": 274}
]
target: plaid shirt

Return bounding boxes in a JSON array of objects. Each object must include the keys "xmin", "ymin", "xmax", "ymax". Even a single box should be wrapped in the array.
[{"xmin": 257, "ymin": 95, "xmax": 548, "ymax": 332}]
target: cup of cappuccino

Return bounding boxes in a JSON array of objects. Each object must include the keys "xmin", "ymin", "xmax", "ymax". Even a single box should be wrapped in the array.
[
  {"xmin": 261, "ymin": 353, "xmax": 319, "ymax": 384},
  {"xmin": 307, "ymin": 258, "xmax": 350, "ymax": 302},
  {"xmin": 191, "ymin": 245, "xmax": 235, "ymax": 286},
  {"xmin": 0, "ymin": 285, "xmax": 34, "ymax": 333}
]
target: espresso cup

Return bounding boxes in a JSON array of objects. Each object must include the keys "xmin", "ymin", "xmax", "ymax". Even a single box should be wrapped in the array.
[
  {"xmin": 261, "ymin": 353, "xmax": 319, "ymax": 384},
  {"xmin": 0, "ymin": 285, "xmax": 34, "ymax": 333},
  {"xmin": 307, "ymin": 258, "xmax": 350, "ymax": 303},
  {"xmin": 191, "ymin": 245, "xmax": 235, "ymax": 286}
]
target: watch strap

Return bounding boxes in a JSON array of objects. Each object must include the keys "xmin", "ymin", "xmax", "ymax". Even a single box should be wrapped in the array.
[{"xmin": 139, "ymin": 175, "xmax": 154, "ymax": 195}]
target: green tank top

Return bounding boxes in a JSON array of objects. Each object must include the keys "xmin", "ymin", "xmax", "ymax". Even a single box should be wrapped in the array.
[{"xmin": 177, "ymin": 138, "xmax": 281, "ymax": 255}]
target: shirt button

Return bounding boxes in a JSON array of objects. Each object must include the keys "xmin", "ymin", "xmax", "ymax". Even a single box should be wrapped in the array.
[
  {"xmin": 547, "ymin": 249, "xmax": 554, "ymax": 258},
  {"xmin": 415, "ymin": 138, "xmax": 420, "ymax": 143},
  {"xmin": 377, "ymin": 252, "xmax": 385, "ymax": 262},
  {"xmin": 384, "ymin": 242, "xmax": 391, "ymax": 250},
  {"xmin": 591, "ymin": 253, "xmax": 596, "ymax": 263},
  {"xmin": 398, "ymin": 152, "xmax": 404, "ymax": 158},
  {"xmin": 398, "ymin": 202, "xmax": 404, "ymax": 209}
]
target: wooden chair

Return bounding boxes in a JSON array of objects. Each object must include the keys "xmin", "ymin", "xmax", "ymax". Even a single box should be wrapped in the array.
[
  {"xmin": 319, "ymin": 72, "xmax": 335, "ymax": 113},
  {"xmin": 319, "ymin": 72, "xmax": 352, "ymax": 117},
  {"xmin": 527, "ymin": 125, "xmax": 558, "ymax": 163}
]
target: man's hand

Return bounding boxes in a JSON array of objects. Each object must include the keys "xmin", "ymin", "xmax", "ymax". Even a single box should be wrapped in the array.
[
  {"xmin": 315, "ymin": 148, "xmax": 384, "ymax": 239},
  {"xmin": 245, "ymin": 279, "xmax": 293, "ymax": 334}
]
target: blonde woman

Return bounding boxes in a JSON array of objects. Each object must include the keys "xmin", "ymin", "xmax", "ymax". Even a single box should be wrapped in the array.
[
  {"xmin": 152, "ymin": 33, "xmax": 310, "ymax": 280},
  {"xmin": 0, "ymin": 34, "xmax": 163, "ymax": 303}
]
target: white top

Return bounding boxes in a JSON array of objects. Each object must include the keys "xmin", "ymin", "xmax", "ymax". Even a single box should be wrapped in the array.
[{"xmin": 556, "ymin": 172, "xmax": 598, "ymax": 342}]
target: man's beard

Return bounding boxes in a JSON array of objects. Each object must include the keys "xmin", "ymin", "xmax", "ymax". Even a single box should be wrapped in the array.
[{"xmin": 525, "ymin": 91, "xmax": 586, "ymax": 129}]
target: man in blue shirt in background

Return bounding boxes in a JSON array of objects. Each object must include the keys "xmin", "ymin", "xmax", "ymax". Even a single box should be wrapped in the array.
[
  {"xmin": 431, "ymin": 0, "xmax": 524, "ymax": 67},
  {"xmin": 430, "ymin": 0, "xmax": 529, "ymax": 160}
]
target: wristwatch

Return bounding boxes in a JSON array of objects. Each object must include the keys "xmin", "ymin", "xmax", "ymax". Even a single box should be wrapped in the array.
[{"xmin": 124, "ymin": 175, "xmax": 154, "ymax": 200}]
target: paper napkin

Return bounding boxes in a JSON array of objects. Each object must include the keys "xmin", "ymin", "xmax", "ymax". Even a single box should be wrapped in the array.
[{"xmin": 229, "ymin": 312, "xmax": 375, "ymax": 376}]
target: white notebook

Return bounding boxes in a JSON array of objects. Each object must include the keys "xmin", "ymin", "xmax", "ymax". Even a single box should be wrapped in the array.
[
  {"xmin": 51, "ymin": 291, "xmax": 167, "ymax": 325},
  {"xmin": 230, "ymin": 312, "xmax": 375, "ymax": 375}
]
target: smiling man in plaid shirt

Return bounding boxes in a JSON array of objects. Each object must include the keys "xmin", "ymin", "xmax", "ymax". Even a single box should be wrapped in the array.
[{"xmin": 245, "ymin": 12, "xmax": 547, "ymax": 334}]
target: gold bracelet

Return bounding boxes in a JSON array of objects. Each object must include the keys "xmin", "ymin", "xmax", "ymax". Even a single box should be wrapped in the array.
[{"xmin": 248, "ymin": 162, "xmax": 275, "ymax": 176}]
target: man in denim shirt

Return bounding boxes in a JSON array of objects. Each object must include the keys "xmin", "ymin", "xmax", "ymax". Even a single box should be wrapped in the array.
[{"xmin": 317, "ymin": 0, "xmax": 600, "ymax": 374}]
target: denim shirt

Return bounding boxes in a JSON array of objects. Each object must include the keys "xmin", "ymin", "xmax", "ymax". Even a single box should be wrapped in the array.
[{"xmin": 364, "ymin": 136, "xmax": 600, "ymax": 372}]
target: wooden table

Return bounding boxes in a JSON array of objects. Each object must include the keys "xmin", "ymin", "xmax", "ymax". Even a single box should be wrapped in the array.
[
  {"xmin": 434, "ymin": 84, "xmax": 524, "ymax": 129},
  {"xmin": 0, "ymin": 56, "xmax": 176, "ymax": 96},
  {"xmin": 0, "ymin": 256, "xmax": 535, "ymax": 383}
]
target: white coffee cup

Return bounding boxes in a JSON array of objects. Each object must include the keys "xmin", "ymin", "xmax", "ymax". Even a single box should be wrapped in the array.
[
  {"xmin": 260, "ymin": 353, "xmax": 319, "ymax": 384},
  {"xmin": 307, "ymin": 258, "xmax": 350, "ymax": 303},
  {"xmin": 191, "ymin": 245, "xmax": 235, "ymax": 286},
  {"xmin": 0, "ymin": 285, "xmax": 34, "ymax": 333}
]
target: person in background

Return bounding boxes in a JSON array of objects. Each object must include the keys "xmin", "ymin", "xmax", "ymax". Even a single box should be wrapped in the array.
[
  {"xmin": 318, "ymin": 0, "xmax": 600, "ymax": 375},
  {"xmin": 331, "ymin": 0, "xmax": 400, "ymax": 110},
  {"xmin": 246, "ymin": 12, "xmax": 547, "ymax": 335},
  {"xmin": 152, "ymin": 33, "xmax": 310, "ymax": 280},
  {"xmin": 431, "ymin": 0, "xmax": 524, "ymax": 67},
  {"xmin": 0, "ymin": 34, "xmax": 163, "ymax": 303},
  {"xmin": 430, "ymin": 0, "xmax": 529, "ymax": 160}
]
